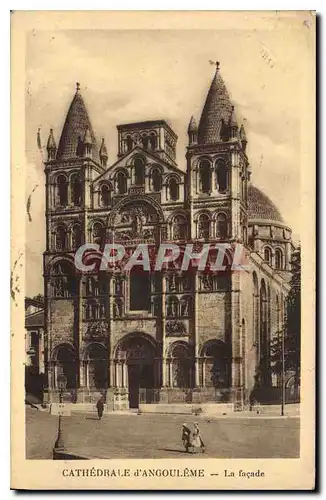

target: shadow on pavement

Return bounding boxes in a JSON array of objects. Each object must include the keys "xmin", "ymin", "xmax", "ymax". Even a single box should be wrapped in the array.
[{"xmin": 158, "ymin": 448, "xmax": 193, "ymax": 454}]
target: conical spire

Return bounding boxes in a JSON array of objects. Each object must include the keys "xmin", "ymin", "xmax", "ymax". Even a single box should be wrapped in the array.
[
  {"xmin": 229, "ymin": 105, "xmax": 238, "ymax": 128},
  {"xmin": 56, "ymin": 83, "xmax": 99, "ymax": 162},
  {"xmin": 188, "ymin": 116, "xmax": 198, "ymax": 134},
  {"xmin": 197, "ymin": 63, "xmax": 233, "ymax": 145},
  {"xmin": 240, "ymin": 123, "xmax": 247, "ymax": 151},
  {"xmin": 99, "ymin": 138, "xmax": 108, "ymax": 167},
  {"xmin": 84, "ymin": 127, "xmax": 92, "ymax": 145},
  {"xmin": 46, "ymin": 129, "xmax": 56, "ymax": 160}
]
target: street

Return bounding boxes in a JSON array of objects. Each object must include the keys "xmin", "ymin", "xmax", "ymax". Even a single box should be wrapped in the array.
[{"xmin": 25, "ymin": 407, "xmax": 300, "ymax": 460}]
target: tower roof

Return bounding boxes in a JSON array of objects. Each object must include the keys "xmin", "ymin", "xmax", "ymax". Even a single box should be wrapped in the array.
[
  {"xmin": 99, "ymin": 138, "xmax": 108, "ymax": 158},
  {"xmin": 56, "ymin": 83, "xmax": 99, "ymax": 162},
  {"xmin": 188, "ymin": 116, "xmax": 198, "ymax": 133},
  {"xmin": 46, "ymin": 128, "xmax": 56, "ymax": 150},
  {"xmin": 198, "ymin": 63, "xmax": 233, "ymax": 145},
  {"xmin": 248, "ymin": 184, "xmax": 284, "ymax": 223},
  {"xmin": 229, "ymin": 105, "xmax": 238, "ymax": 128}
]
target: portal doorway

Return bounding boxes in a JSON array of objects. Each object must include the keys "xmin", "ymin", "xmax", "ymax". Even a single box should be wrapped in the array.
[
  {"xmin": 128, "ymin": 363, "xmax": 155, "ymax": 408},
  {"xmin": 114, "ymin": 333, "xmax": 157, "ymax": 408}
]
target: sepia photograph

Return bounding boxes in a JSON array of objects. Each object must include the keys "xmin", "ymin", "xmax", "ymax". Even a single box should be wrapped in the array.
[{"xmin": 11, "ymin": 10, "xmax": 315, "ymax": 490}]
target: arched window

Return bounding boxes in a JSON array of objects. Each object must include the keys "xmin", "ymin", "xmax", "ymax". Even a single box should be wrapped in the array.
[
  {"xmin": 134, "ymin": 158, "xmax": 145, "ymax": 185},
  {"xmin": 201, "ymin": 340, "xmax": 230, "ymax": 388},
  {"xmin": 100, "ymin": 184, "xmax": 111, "ymax": 207},
  {"xmin": 275, "ymin": 249, "xmax": 283, "ymax": 270},
  {"xmin": 70, "ymin": 173, "xmax": 81, "ymax": 206},
  {"xmin": 168, "ymin": 178, "xmax": 179, "ymax": 201},
  {"xmin": 253, "ymin": 272, "xmax": 259, "ymax": 346},
  {"xmin": 126, "ymin": 135, "xmax": 133, "ymax": 152},
  {"xmin": 216, "ymin": 213, "xmax": 227, "ymax": 239},
  {"xmin": 167, "ymin": 296, "xmax": 179, "ymax": 317},
  {"xmin": 170, "ymin": 343, "xmax": 191, "ymax": 388},
  {"xmin": 85, "ymin": 344, "xmax": 108, "ymax": 389},
  {"xmin": 149, "ymin": 133, "xmax": 157, "ymax": 150},
  {"xmin": 141, "ymin": 135, "xmax": 149, "ymax": 150},
  {"xmin": 198, "ymin": 214, "xmax": 210, "ymax": 239},
  {"xmin": 117, "ymin": 171, "xmax": 127, "ymax": 195},
  {"xmin": 57, "ymin": 175, "xmax": 68, "ymax": 206},
  {"xmin": 264, "ymin": 247, "xmax": 271, "ymax": 265},
  {"xmin": 151, "ymin": 168, "xmax": 162, "ymax": 191},
  {"xmin": 55, "ymin": 224, "xmax": 67, "ymax": 250},
  {"xmin": 92, "ymin": 222, "xmax": 105, "ymax": 246},
  {"xmin": 216, "ymin": 159, "xmax": 228, "ymax": 193},
  {"xmin": 199, "ymin": 159, "xmax": 211, "ymax": 194},
  {"xmin": 130, "ymin": 270, "xmax": 150, "ymax": 311},
  {"xmin": 52, "ymin": 344, "xmax": 77, "ymax": 390},
  {"xmin": 172, "ymin": 215, "xmax": 187, "ymax": 241},
  {"xmin": 71, "ymin": 224, "xmax": 82, "ymax": 249}
]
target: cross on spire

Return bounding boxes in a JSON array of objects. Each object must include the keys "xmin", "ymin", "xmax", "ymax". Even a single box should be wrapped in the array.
[{"xmin": 209, "ymin": 60, "xmax": 220, "ymax": 71}]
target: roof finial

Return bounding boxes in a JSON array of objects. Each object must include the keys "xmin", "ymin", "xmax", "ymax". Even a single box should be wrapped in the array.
[
  {"xmin": 76, "ymin": 82, "xmax": 80, "ymax": 92},
  {"xmin": 209, "ymin": 60, "xmax": 220, "ymax": 72}
]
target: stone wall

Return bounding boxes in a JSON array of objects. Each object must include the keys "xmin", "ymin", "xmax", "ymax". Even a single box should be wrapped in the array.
[{"xmin": 197, "ymin": 291, "xmax": 230, "ymax": 346}]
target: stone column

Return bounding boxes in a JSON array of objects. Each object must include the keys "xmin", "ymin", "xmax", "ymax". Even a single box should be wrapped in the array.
[
  {"xmin": 194, "ymin": 272, "xmax": 200, "ymax": 387},
  {"xmin": 231, "ymin": 271, "xmax": 242, "ymax": 405},
  {"xmin": 161, "ymin": 273, "xmax": 167, "ymax": 386}
]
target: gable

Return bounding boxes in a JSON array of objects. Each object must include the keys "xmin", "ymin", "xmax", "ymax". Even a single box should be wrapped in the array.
[{"xmin": 92, "ymin": 146, "xmax": 185, "ymax": 188}]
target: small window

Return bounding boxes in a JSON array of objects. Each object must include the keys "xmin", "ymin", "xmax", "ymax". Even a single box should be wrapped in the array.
[
  {"xmin": 275, "ymin": 249, "xmax": 283, "ymax": 270},
  {"xmin": 126, "ymin": 135, "xmax": 133, "ymax": 152},
  {"xmin": 71, "ymin": 174, "xmax": 81, "ymax": 206},
  {"xmin": 100, "ymin": 184, "xmax": 111, "ymax": 207},
  {"xmin": 149, "ymin": 133, "xmax": 157, "ymax": 150},
  {"xmin": 56, "ymin": 225, "xmax": 67, "ymax": 250},
  {"xmin": 169, "ymin": 178, "xmax": 179, "ymax": 201},
  {"xmin": 151, "ymin": 169, "xmax": 162, "ymax": 192},
  {"xmin": 141, "ymin": 135, "xmax": 149, "ymax": 150},
  {"xmin": 57, "ymin": 175, "xmax": 68, "ymax": 206},
  {"xmin": 198, "ymin": 214, "xmax": 210, "ymax": 239},
  {"xmin": 216, "ymin": 213, "xmax": 227, "ymax": 239},
  {"xmin": 71, "ymin": 224, "xmax": 82, "ymax": 249},
  {"xmin": 216, "ymin": 159, "xmax": 228, "ymax": 193},
  {"xmin": 134, "ymin": 158, "xmax": 145, "ymax": 186},
  {"xmin": 199, "ymin": 159, "xmax": 211, "ymax": 194},
  {"xmin": 117, "ymin": 172, "xmax": 127, "ymax": 194},
  {"xmin": 264, "ymin": 248, "xmax": 271, "ymax": 265}
]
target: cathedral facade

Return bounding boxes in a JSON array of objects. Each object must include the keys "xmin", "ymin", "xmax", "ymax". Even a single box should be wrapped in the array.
[{"xmin": 43, "ymin": 65, "xmax": 293, "ymax": 410}]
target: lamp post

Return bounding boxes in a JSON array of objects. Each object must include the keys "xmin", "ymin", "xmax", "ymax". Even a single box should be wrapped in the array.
[{"xmin": 54, "ymin": 372, "xmax": 67, "ymax": 452}]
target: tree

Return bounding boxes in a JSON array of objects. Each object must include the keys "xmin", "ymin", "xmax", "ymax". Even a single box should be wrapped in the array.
[{"xmin": 270, "ymin": 246, "xmax": 301, "ymax": 385}]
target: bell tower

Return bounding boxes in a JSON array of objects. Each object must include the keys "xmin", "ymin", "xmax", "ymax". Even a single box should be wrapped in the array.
[{"xmin": 186, "ymin": 62, "xmax": 250, "ymax": 244}]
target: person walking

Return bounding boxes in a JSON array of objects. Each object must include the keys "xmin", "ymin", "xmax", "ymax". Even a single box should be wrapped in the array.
[
  {"xmin": 96, "ymin": 396, "xmax": 105, "ymax": 420},
  {"xmin": 181, "ymin": 423, "xmax": 192, "ymax": 453},
  {"xmin": 191, "ymin": 422, "xmax": 205, "ymax": 453}
]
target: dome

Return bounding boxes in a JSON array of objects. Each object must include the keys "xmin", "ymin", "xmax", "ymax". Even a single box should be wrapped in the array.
[{"xmin": 248, "ymin": 185, "xmax": 284, "ymax": 223}]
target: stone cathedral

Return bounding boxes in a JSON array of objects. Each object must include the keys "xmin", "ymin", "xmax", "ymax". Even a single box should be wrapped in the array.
[{"xmin": 43, "ymin": 65, "xmax": 293, "ymax": 410}]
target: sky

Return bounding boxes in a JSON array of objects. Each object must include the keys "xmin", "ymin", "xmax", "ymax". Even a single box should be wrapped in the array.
[{"xmin": 25, "ymin": 27, "xmax": 310, "ymax": 297}]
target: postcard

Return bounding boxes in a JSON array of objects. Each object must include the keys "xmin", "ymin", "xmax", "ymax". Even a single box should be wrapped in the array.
[{"xmin": 11, "ymin": 10, "xmax": 315, "ymax": 490}]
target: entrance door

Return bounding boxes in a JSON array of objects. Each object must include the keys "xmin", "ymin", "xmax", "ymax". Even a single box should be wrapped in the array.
[
  {"xmin": 128, "ymin": 362, "xmax": 155, "ymax": 408},
  {"xmin": 128, "ymin": 364, "xmax": 140, "ymax": 409}
]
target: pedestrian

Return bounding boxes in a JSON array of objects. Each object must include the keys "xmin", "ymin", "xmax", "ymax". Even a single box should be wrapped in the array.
[
  {"xmin": 181, "ymin": 423, "xmax": 192, "ymax": 453},
  {"xmin": 96, "ymin": 396, "xmax": 104, "ymax": 420},
  {"xmin": 191, "ymin": 422, "xmax": 205, "ymax": 453}
]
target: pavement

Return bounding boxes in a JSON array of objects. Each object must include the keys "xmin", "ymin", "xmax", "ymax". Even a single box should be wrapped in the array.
[{"xmin": 26, "ymin": 406, "xmax": 300, "ymax": 460}]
